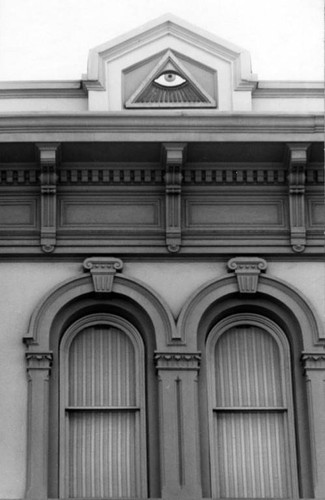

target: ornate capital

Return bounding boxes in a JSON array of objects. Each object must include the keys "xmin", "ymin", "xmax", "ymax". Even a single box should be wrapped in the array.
[
  {"xmin": 301, "ymin": 352, "xmax": 325, "ymax": 371},
  {"xmin": 83, "ymin": 257, "xmax": 123, "ymax": 293},
  {"xmin": 162, "ymin": 143, "xmax": 187, "ymax": 253},
  {"xmin": 227, "ymin": 257, "xmax": 267, "ymax": 294},
  {"xmin": 25, "ymin": 351, "xmax": 53, "ymax": 371},
  {"xmin": 154, "ymin": 352, "xmax": 201, "ymax": 371}
]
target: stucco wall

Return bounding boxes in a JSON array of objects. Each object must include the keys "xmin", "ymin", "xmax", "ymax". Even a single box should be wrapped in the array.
[{"xmin": 0, "ymin": 259, "xmax": 324, "ymax": 497}]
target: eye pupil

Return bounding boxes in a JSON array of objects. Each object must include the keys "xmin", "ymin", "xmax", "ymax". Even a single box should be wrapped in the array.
[{"xmin": 165, "ymin": 73, "xmax": 176, "ymax": 82}]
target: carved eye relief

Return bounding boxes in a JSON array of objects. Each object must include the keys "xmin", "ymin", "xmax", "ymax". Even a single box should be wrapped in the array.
[{"xmin": 154, "ymin": 71, "xmax": 187, "ymax": 87}]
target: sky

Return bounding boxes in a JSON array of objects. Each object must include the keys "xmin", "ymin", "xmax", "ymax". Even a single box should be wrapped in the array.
[{"xmin": 0, "ymin": 0, "xmax": 323, "ymax": 81}]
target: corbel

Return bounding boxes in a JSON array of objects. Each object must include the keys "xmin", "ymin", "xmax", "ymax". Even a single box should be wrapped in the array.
[
  {"xmin": 286, "ymin": 143, "xmax": 310, "ymax": 253},
  {"xmin": 37, "ymin": 143, "xmax": 61, "ymax": 253},
  {"xmin": 83, "ymin": 257, "xmax": 123, "ymax": 292},
  {"xmin": 162, "ymin": 143, "xmax": 187, "ymax": 253},
  {"xmin": 227, "ymin": 257, "xmax": 267, "ymax": 294}
]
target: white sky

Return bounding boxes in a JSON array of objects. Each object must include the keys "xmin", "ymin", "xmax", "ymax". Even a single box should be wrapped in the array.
[{"xmin": 0, "ymin": 0, "xmax": 323, "ymax": 81}]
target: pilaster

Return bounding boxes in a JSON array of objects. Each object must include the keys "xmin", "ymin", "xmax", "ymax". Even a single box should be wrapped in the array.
[
  {"xmin": 286, "ymin": 143, "xmax": 310, "ymax": 253},
  {"xmin": 162, "ymin": 143, "xmax": 187, "ymax": 253},
  {"xmin": 37, "ymin": 143, "xmax": 61, "ymax": 253},
  {"xmin": 155, "ymin": 352, "xmax": 202, "ymax": 500},
  {"xmin": 25, "ymin": 352, "xmax": 53, "ymax": 499},
  {"xmin": 302, "ymin": 353, "xmax": 325, "ymax": 497}
]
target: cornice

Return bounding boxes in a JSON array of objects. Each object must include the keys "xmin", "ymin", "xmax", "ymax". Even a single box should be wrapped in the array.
[
  {"xmin": 254, "ymin": 81, "xmax": 324, "ymax": 99},
  {"xmin": 0, "ymin": 113, "xmax": 323, "ymax": 142},
  {"xmin": 0, "ymin": 80, "xmax": 86, "ymax": 99}
]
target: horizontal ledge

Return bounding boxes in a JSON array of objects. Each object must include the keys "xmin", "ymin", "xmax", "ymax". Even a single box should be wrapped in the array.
[
  {"xmin": 65, "ymin": 406, "xmax": 140, "ymax": 411},
  {"xmin": 213, "ymin": 407, "xmax": 287, "ymax": 412}
]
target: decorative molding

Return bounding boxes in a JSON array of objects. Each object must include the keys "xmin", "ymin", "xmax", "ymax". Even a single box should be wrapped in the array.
[
  {"xmin": 286, "ymin": 143, "xmax": 310, "ymax": 253},
  {"xmin": 154, "ymin": 352, "xmax": 201, "ymax": 370},
  {"xmin": 83, "ymin": 256, "xmax": 124, "ymax": 292},
  {"xmin": 37, "ymin": 143, "xmax": 61, "ymax": 253},
  {"xmin": 301, "ymin": 353, "xmax": 325, "ymax": 371},
  {"xmin": 0, "ymin": 166, "xmax": 323, "ymax": 187},
  {"xmin": 162, "ymin": 143, "xmax": 187, "ymax": 252},
  {"xmin": 0, "ymin": 114, "xmax": 323, "ymax": 142},
  {"xmin": 227, "ymin": 257, "xmax": 267, "ymax": 294},
  {"xmin": 0, "ymin": 80, "xmax": 86, "ymax": 99}
]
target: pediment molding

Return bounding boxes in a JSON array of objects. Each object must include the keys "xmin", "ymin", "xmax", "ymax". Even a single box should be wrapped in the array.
[{"xmin": 86, "ymin": 14, "xmax": 257, "ymax": 104}]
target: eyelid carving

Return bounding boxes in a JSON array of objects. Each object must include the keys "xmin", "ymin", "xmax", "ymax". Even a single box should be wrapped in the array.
[{"xmin": 154, "ymin": 71, "xmax": 186, "ymax": 87}]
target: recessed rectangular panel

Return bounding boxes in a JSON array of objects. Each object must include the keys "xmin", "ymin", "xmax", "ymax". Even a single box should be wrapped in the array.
[
  {"xmin": 185, "ymin": 197, "xmax": 286, "ymax": 228},
  {"xmin": 307, "ymin": 198, "xmax": 325, "ymax": 227},
  {"xmin": 59, "ymin": 197, "xmax": 162, "ymax": 229},
  {"xmin": 0, "ymin": 198, "xmax": 38, "ymax": 228}
]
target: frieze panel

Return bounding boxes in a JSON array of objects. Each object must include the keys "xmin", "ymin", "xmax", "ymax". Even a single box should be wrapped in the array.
[{"xmin": 185, "ymin": 197, "xmax": 286, "ymax": 229}]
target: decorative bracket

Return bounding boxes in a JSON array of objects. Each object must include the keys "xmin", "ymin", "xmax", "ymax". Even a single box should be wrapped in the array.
[
  {"xmin": 286, "ymin": 143, "xmax": 310, "ymax": 253},
  {"xmin": 162, "ymin": 143, "xmax": 187, "ymax": 253},
  {"xmin": 83, "ymin": 257, "xmax": 124, "ymax": 293},
  {"xmin": 227, "ymin": 257, "xmax": 267, "ymax": 294},
  {"xmin": 37, "ymin": 143, "xmax": 61, "ymax": 253}
]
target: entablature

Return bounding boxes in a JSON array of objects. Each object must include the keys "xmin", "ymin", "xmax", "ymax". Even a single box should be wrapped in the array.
[{"xmin": 0, "ymin": 139, "xmax": 323, "ymax": 256}]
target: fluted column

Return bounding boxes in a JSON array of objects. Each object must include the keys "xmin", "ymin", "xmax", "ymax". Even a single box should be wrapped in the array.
[
  {"xmin": 155, "ymin": 352, "xmax": 202, "ymax": 500},
  {"xmin": 302, "ymin": 353, "xmax": 325, "ymax": 497},
  {"xmin": 25, "ymin": 351, "xmax": 53, "ymax": 499}
]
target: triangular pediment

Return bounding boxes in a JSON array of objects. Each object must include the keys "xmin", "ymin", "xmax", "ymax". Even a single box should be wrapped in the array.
[{"xmin": 125, "ymin": 50, "xmax": 216, "ymax": 108}]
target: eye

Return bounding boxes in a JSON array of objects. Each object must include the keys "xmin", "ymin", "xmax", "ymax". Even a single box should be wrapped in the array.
[{"xmin": 154, "ymin": 72, "xmax": 186, "ymax": 87}]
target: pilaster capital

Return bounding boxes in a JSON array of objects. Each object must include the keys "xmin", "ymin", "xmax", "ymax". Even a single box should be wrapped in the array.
[
  {"xmin": 25, "ymin": 351, "xmax": 53, "ymax": 371},
  {"xmin": 301, "ymin": 352, "xmax": 325, "ymax": 371},
  {"xmin": 227, "ymin": 256, "xmax": 267, "ymax": 294},
  {"xmin": 154, "ymin": 352, "xmax": 201, "ymax": 371},
  {"xmin": 83, "ymin": 256, "xmax": 124, "ymax": 292}
]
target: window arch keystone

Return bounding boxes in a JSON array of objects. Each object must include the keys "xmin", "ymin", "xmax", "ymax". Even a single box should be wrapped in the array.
[
  {"xmin": 227, "ymin": 256, "xmax": 267, "ymax": 294},
  {"xmin": 83, "ymin": 256, "xmax": 124, "ymax": 292}
]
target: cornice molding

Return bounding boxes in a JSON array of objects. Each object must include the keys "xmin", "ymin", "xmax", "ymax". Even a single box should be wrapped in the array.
[
  {"xmin": 254, "ymin": 81, "xmax": 324, "ymax": 99},
  {"xmin": 0, "ymin": 113, "xmax": 323, "ymax": 142},
  {"xmin": 0, "ymin": 80, "xmax": 86, "ymax": 99}
]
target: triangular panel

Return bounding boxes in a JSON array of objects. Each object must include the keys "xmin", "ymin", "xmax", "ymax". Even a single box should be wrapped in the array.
[{"xmin": 125, "ymin": 50, "xmax": 217, "ymax": 108}]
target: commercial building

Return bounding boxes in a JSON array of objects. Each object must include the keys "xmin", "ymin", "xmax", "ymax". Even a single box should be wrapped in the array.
[{"xmin": 0, "ymin": 15, "xmax": 324, "ymax": 499}]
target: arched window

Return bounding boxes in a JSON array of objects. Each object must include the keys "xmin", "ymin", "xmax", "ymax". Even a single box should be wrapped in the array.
[
  {"xmin": 59, "ymin": 314, "xmax": 147, "ymax": 498},
  {"xmin": 207, "ymin": 314, "xmax": 299, "ymax": 498}
]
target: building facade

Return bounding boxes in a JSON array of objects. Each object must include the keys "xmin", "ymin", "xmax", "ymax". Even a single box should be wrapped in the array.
[{"xmin": 0, "ymin": 15, "xmax": 324, "ymax": 500}]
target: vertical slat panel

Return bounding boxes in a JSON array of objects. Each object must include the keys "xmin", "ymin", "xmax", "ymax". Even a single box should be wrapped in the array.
[
  {"xmin": 213, "ymin": 325, "xmax": 290, "ymax": 498},
  {"xmin": 215, "ymin": 326, "xmax": 283, "ymax": 407},
  {"xmin": 69, "ymin": 412, "xmax": 137, "ymax": 498},
  {"xmin": 214, "ymin": 412, "xmax": 289, "ymax": 498},
  {"xmin": 69, "ymin": 326, "xmax": 136, "ymax": 407},
  {"xmin": 67, "ymin": 325, "xmax": 140, "ymax": 498}
]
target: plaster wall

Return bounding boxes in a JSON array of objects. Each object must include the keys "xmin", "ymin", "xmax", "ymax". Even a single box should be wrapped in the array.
[
  {"xmin": 0, "ymin": 98, "xmax": 88, "ymax": 112},
  {"xmin": 252, "ymin": 97, "xmax": 324, "ymax": 112},
  {"xmin": 0, "ymin": 259, "xmax": 323, "ymax": 497}
]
